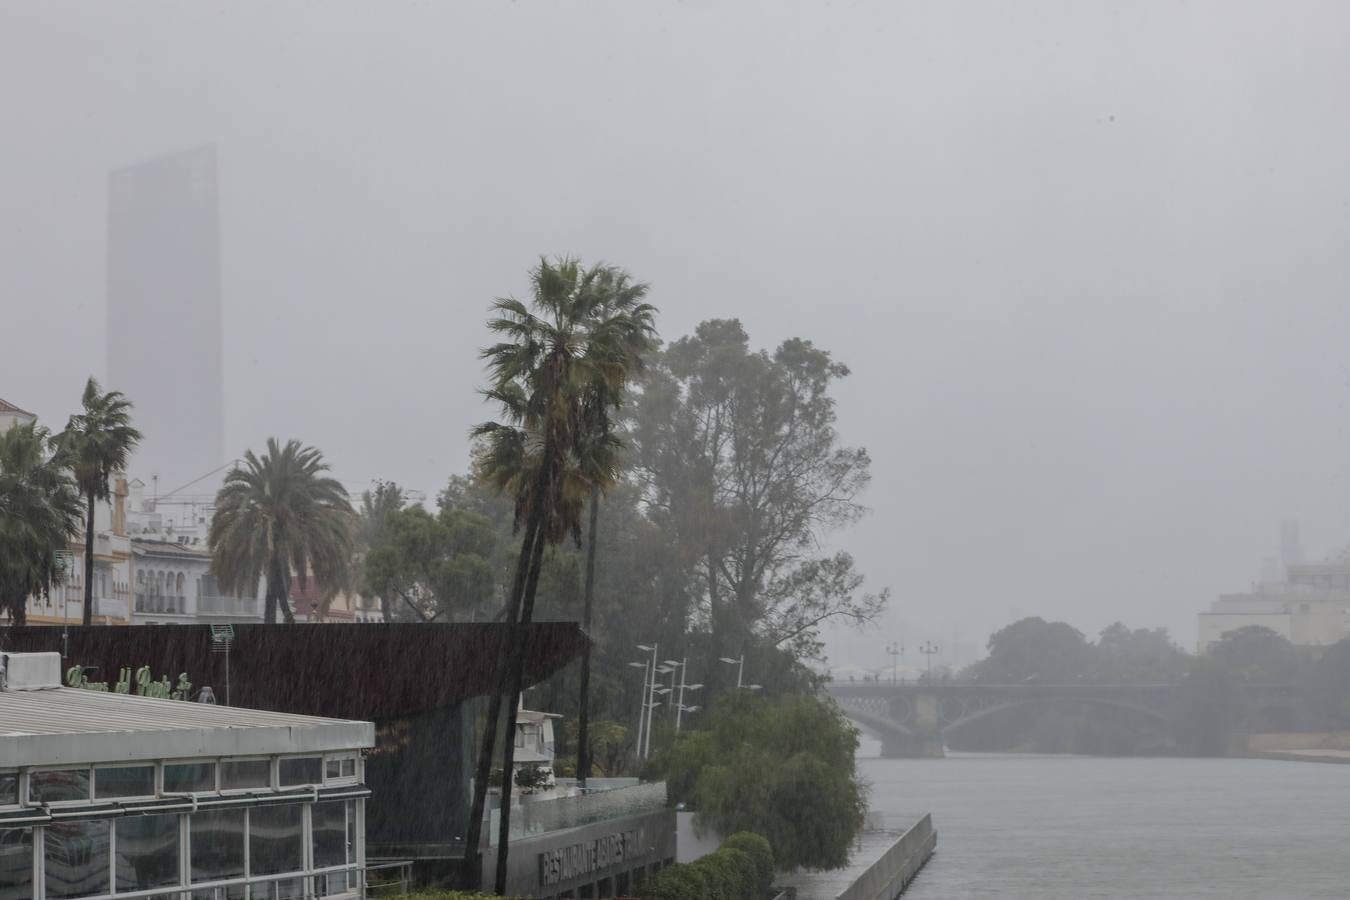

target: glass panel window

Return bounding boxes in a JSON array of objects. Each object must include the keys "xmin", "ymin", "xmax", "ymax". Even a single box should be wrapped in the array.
[
  {"xmin": 191, "ymin": 888, "xmax": 247, "ymax": 900},
  {"xmin": 95, "ymin": 765, "xmax": 155, "ymax": 799},
  {"xmin": 317, "ymin": 871, "xmax": 352, "ymax": 896},
  {"xmin": 30, "ymin": 768, "xmax": 90, "ymax": 804},
  {"xmin": 325, "ymin": 759, "xmax": 341, "ymax": 780},
  {"xmin": 255, "ymin": 876, "xmax": 305, "ymax": 899},
  {"xmin": 249, "ymin": 804, "xmax": 303, "ymax": 876},
  {"xmin": 164, "ymin": 762, "xmax": 216, "ymax": 793},
  {"xmin": 341, "ymin": 758, "xmax": 356, "ymax": 778},
  {"xmin": 44, "ymin": 819, "xmax": 111, "ymax": 899},
  {"xmin": 189, "ymin": 808, "xmax": 245, "ymax": 887},
  {"xmin": 219, "ymin": 758, "xmax": 270, "ymax": 791},
  {"xmin": 0, "ymin": 827, "xmax": 33, "ymax": 900},
  {"xmin": 312, "ymin": 800, "xmax": 350, "ymax": 870},
  {"xmin": 116, "ymin": 813, "xmax": 181, "ymax": 891},
  {"xmin": 277, "ymin": 757, "xmax": 321, "ymax": 787},
  {"xmin": 0, "ymin": 774, "xmax": 16, "ymax": 807}
]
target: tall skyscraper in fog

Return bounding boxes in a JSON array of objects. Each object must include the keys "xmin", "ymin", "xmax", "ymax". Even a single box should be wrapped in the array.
[{"xmin": 107, "ymin": 146, "xmax": 225, "ymax": 496}]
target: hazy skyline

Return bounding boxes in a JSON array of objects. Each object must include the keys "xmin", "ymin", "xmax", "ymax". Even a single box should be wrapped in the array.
[{"xmin": 6, "ymin": 1, "xmax": 1350, "ymax": 665}]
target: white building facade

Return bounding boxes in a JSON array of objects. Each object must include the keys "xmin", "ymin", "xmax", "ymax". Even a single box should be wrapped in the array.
[
  {"xmin": 0, "ymin": 651, "xmax": 374, "ymax": 900},
  {"xmin": 1198, "ymin": 524, "xmax": 1350, "ymax": 652}
]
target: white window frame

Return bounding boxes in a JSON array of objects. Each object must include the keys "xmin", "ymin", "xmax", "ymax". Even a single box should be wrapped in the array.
[
  {"xmin": 218, "ymin": 756, "xmax": 275, "ymax": 794},
  {"xmin": 160, "ymin": 758, "xmax": 219, "ymax": 795},
  {"xmin": 27, "ymin": 764, "xmax": 93, "ymax": 807},
  {"xmin": 91, "ymin": 763, "xmax": 157, "ymax": 802},
  {"xmin": 277, "ymin": 754, "xmax": 324, "ymax": 789}
]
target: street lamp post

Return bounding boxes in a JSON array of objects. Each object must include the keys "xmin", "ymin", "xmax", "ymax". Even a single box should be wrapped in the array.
[
  {"xmin": 920, "ymin": 640, "xmax": 939, "ymax": 683},
  {"xmin": 673, "ymin": 657, "xmax": 702, "ymax": 732},
  {"xmin": 885, "ymin": 641, "xmax": 903, "ymax": 684},
  {"xmin": 630, "ymin": 643, "xmax": 661, "ymax": 764},
  {"xmin": 719, "ymin": 655, "xmax": 745, "ymax": 688}
]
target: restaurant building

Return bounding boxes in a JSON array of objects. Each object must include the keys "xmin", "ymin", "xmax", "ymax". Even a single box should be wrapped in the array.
[
  {"xmin": 0, "ymin": 650, "xmax": 374, "ymax": 899},
  {"xmin": 1, "ymin": 624, "xmax": 678, "ymax": 896}
]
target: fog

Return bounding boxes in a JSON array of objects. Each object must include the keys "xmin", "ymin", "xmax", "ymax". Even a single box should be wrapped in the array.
[{"xmin": 5, "ymin": 0, "xmax": 1350, "ymax": 665}]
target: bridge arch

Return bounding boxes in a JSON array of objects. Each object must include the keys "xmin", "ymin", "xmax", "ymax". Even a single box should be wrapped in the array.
[{"xmin": 941, "ymin": 695, "xmax": 1178, "ymax": 746}]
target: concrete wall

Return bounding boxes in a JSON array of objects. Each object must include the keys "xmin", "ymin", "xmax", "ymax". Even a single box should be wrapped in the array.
[
  {"xmin": 1248, "ymin": 732, "xmax": 1350, "ymax": 752},
  {"xmin": 835, "ymin": 815, "xmax": 936, "ymax": 900},
  {"xmin": 482, "ymin": 807, "xmax": 677, "ymax": 899}
]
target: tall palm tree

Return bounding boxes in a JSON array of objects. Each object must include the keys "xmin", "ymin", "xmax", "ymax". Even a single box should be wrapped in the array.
[
  {"xmin": 574, "ymin": 267, "xmax": 654, "ymax": 788},
  {"xmin": 0, "ymin": 423, "xmax": 84, "ymax": 625},
  {"xmin": 208, "ymin": 438, "xmax": 355, "ymax": 624},
  {"xmin": 57, "ymin": 378, "xmax": 141, "ymax": 625},
  {"xmin": 464, "ymin": 258, "xmax": 655, "ymax": 892}
]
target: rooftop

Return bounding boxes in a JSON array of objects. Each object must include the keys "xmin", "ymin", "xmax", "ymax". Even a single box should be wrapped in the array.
[
  {"xmin": 0, "ymin": 656, "xmax": 372, "ymax": 767},
  {"xmin": 0, "ymin": 397, "xmax": 35, "ymax": 418}
]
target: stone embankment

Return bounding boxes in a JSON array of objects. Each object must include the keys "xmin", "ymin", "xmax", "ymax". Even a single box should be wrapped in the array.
[
  {"xmin": 776, "ymin": 814, "xmax": 936, "ymax": 900},
  {"xmin": 1248, "ymin": 732, "xmax": 1350, "ymax": 764}
]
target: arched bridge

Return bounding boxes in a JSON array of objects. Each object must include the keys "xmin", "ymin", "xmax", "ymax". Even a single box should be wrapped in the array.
[{"xmin": 826, "ymin": 681, "xmax": 1303, "ymax": 757}]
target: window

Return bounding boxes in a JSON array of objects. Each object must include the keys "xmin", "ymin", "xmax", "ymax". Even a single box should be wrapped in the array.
[
  {"xmin": 0, "ymin": 772, "xmax": 16, "ymax": 807},
  {"xmin": 312, "ymin": 800, "xmax": 354, "ymax": 895},
  {"xmin": 220, "ymin": 758, "xmax": 270, "ymax": 791},
  {"xmin": 30, "ymin": 768, "xmax": 90, "ymax": 804},
  {"xmin": 278, "ymin": 757, "xmax": 321, "ymax": 787},
  {"xmin": 164, "ymin": 762, "xmax": 216, "ymax": 793},
  {"xmin": 0, "ymin": 827, "xmax": 32, "ymax": 900},
  {"xmin": 324, "ymin": 756, "xmax": 358, "ymax": 782},
  {"xmin": 95, "ymin": 765, "xmax": 155, "ymax": 799},
  {"xmin": 189, "ymin": 808, "xmax": 245, "ymax": 890},
  {"xmin": 44, "ymin": 819, "xmax": 110, "ymax": 898},
  {"xmin": 115, "ymin": 813, "xmax": 180, "ymax": 892},
  {"xmin": 248, "ymin": 804, "xmax": 303, "ymax": 877}
]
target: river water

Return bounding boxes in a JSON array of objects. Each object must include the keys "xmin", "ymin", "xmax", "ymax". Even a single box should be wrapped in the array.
[{"xmin": 858, "ymin": 746, "xmax": 1350, "ymax": 899}]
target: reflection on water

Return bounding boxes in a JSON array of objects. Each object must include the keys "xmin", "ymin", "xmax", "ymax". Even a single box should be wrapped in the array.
[{"xmin": 859, "ymin": 746, "xmax": 1350, "ymax": 899}]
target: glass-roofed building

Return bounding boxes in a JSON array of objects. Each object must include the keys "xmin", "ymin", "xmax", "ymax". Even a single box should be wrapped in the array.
[{"xmin": 0, "ymin": 651, "xmax": 374, "ymax": 900}]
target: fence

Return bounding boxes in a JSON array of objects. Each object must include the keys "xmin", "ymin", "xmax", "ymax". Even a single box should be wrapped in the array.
[
  {"xmin": 366, "ymin": 860, "xmax": 415, "ymax": 896},
  {"xmin": 485, "ymin": 782, "xmax": 668, "ymax": 846}
]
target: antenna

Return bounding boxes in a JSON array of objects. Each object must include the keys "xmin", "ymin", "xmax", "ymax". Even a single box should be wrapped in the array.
[{"xmin": 210, "ymin": 624, "xmax": 234, "ymax": 705}]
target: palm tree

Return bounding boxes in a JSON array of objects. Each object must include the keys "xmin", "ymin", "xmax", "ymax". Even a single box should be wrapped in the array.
[
  {"xmin": 57, "ymin": 378, "xmax": 141, "ymax": 625},
  {"xmin": 464, "ymin": 258, "xmax": 656, "ymax": 892},
  {"xmin": 208, "ymin": 438, "xmax": 355, "ymax": 624},
  {"xmin": 0, "ymin": 423, "xmax": 84, "ymax": 625}
]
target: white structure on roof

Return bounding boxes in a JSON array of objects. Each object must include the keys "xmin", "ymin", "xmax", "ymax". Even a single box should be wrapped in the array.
[
  {"xmin": 0, "ymin": 652, "xmax": 374, "ymax": 899},
  {"xmin": 1198, "ymin": 522, "xmax": 1350, "ymax": 652}
]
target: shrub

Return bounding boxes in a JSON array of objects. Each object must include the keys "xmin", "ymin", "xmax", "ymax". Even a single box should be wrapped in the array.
[
  {"xmin": 643, "ymin": 836, "xmax": 770, "ymax": 900},
  {"xmin": 722, "ymin": 832, "xmax": 775, "ymax": 894}
]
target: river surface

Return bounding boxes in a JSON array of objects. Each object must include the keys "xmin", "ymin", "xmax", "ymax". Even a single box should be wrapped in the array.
[{"xmin": 859, "ymin": 747, "xmax": 1350, "ymax": 899}]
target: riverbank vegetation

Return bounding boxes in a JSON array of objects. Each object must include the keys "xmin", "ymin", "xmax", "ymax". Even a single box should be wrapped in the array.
[{"xmin": 943, "ymin": 616, "xmax": 1350, "ymax": 755}]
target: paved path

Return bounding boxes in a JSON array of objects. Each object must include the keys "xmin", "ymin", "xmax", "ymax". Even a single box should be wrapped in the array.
[{"xmin": 775, "ymin": 830, "xmax": 908, "ymax": 899}]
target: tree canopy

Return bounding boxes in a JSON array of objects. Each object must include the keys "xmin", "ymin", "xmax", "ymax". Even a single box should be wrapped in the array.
[
  {"xmin": 651, "ymin": 691, "xmax": 866, "ymax": 871},
  {"xmin": 0, "ymin": 423, "xmax": 83, "ymax": 625}
]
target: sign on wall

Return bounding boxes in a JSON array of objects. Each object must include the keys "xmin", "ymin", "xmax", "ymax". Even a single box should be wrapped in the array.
[
  {"xmin": 66, "ymin": 665, "xmax": 192, "ymax": 700},
  {"xmin": 538, "ymin": 826, "xmax": 645, "ymax": 888}
]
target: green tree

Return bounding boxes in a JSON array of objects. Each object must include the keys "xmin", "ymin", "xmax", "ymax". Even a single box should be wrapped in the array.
[
  {"xmin": 1094, "ymin": 622, "xmax": 1185, "ymax": 683},
  {"xmin": 354, "ymin": 481, "xmax": 408, "ymax": 621},
  {"xmin": 56, "ymin": 377, "xmax": 141, "ymax": 625},
  {"xmin": 363, "ymin": 505, "xmax": 497, "ymax": 621},
  {"xmin": 630, "ymin": 319, "xmax": 886, "ymax": 665},
  {"xmin": 651, "ymin": 691, "xmax": 866, "ymax": 871},
  {"xmin": 971, "ymin": 617, "xmax": 1095, "ymax": 684},
  {"xmin": 208, "ymin": 438, "xmax": 355, "ymax": 623},
  {"xmin": 0, "ymin": 423, "xmax": 84, "ymax": 625},
  {"xmin": 465, "ymin": 258, "xmax": 656, "ymax": 891},
  {"xmin": 1208, "ymin": 625, "xmax": 1302, "ymax": 683},
  {"xmin": 1307, "ymin": 638, "xmax": 1350, "ymax": 728}
]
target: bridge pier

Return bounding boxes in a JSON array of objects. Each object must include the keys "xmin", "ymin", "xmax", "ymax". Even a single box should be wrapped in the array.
[{"xmin": 881, "ymin": 692, "xmax": 945, "ymax": 758}]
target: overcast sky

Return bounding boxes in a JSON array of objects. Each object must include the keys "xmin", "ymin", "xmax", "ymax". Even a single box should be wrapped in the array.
[{"xmin": 5, "ymin": 1, "xmax": 1350, "ymax": 667}]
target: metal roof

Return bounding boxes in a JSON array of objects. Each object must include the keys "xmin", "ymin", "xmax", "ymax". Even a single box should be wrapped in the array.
[{"xmin": 0, "ymin": 687, "xmax": 373, "ymax": 768}]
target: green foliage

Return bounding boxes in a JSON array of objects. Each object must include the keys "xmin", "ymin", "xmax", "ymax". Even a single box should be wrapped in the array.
[
  {"xmin": 208, "ymin": 438, "xmax": 355, "ymax": 624},
  {"xmin": 971, "ymin": 617, "xmax": 1097, "ymax": 684},
  {"xmin": 1208, "ymin": 625, "xmax": 1302, "ymax": 683},
  {"xmin": 363, "ymin": 504, "xmax": 498, "ymax": 621},
  {"xmin": 514, "ymin": 764, "xmax": 551, "ymax": 790},
  {"xmin": 403, "ymin": 893, "xmax": 527, "ymax": 900},
  {"xmin": 56, "ymin": 376, "xmax": 142, "ymax": 625},
  {"xmin": 0, "ymin": 423, "xmax": 83, "ymax": 625},
  {"xmin": 629, "ymin": 319, "xmax": 887, "ymax": 663},
  {"xmin": 721, "ymin": 831, "xmax": 775, "ymax": 893},
  {"xmin": 643, "ymin": 837, "xmax": 772, "ymax": 900},
  {"xmin": 650, "ymin": 692, "xmax": 865, "ymax": 871}
]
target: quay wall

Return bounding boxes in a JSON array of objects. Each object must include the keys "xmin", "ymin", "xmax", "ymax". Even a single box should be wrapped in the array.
[{"xmin": 836, "ymin": 815, "xmax": 936, "ymax": 900}]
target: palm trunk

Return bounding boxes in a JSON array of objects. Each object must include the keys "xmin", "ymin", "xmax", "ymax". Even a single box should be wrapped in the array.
[
  {"xmin": 494, "ymin": 520, "xmax": 550, "ymax": 895},
  {"xmin": 82, "ymin": 488, "xmax": 96, "ymax": 626},
  {"xmin": 463, "ymin": 509, "xmax": 542, "ymax": 870},
  {"xmin": 575, "ymin": 484, "xmax": 601, "ymax": 788},
  {"xmin": 263, "ymin": 584, "xmax": 277, "ymax": 624},
  {"xmin": 379, "ymin": 593, "xmax": 392, "ymax": 623}
]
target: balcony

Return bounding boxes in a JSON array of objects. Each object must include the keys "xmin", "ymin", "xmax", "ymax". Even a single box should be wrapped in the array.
[
  {"xmin": 485, "ymin": 781, "xmax": 667, "ymax": 845},
  {"xmin": 198, "ymin": 593, "xmax": 261, "ymax": 619},
  {"xmin": 134, "ymin": 593, "xmax": 187, "ymax": 615}
]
